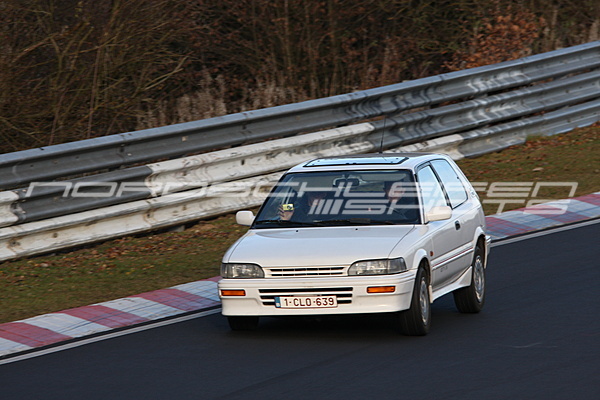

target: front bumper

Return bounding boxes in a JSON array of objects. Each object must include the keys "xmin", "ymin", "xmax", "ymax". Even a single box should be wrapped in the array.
[{"xmin": 219, "ymin": 272, "xmax": 417, "ymax": 316}]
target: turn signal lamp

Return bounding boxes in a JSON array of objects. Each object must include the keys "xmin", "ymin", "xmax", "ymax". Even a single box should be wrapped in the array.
[
  {"xmin": 220, "ymin": 290, "xmax": 246, "ymax": 296},
  {"xmin": 367, "ymin": 286, "xmax": 396, "ymax": 294}
]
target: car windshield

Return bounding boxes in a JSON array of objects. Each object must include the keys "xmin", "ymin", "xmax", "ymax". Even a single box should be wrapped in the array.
[{"xmin": 253, "ymin": 170, "xmax": 421, "ymax": 228}]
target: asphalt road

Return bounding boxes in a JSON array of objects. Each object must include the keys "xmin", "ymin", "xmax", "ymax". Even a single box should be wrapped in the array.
[{"xmin": 1, "ymin": 222, "xmax": 599, "ymax": 400}]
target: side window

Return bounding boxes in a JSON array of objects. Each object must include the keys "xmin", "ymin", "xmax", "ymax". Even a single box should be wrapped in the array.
[
  {"xmin": 431, "ymin": 159, "xmax": 468, "ymax": 208},
  {"xmin": 416, "ymin": 165, "xmax": 448, "ymax": 212}
]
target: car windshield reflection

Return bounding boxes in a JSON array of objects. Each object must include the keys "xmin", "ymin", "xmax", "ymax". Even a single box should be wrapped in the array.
[{"xmin": 253, "ymin": 170, "xmax": 421, "ymax": 228}]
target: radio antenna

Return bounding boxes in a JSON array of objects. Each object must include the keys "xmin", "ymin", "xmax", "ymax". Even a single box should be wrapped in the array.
[{"xmin": 379, "ymin": 115, "xmax": 387, "ymax": 154}]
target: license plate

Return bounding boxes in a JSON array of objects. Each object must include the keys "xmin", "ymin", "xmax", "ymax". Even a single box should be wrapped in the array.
[{"xmin": 275, "ymin": 296, "xmax": 338, "ymax": 309}]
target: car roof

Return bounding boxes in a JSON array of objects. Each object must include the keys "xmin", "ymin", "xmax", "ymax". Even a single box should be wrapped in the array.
[{"xmin": 287, "ymin": 152, "xmax": 447, "ymax": 173}]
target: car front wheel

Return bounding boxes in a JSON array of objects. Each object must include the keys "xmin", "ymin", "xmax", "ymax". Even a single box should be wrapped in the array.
[
  {"xmin": 453, "ymin": 244, "xmax": 485, "ymax": 313},
  {"xmin": 396, "ymin": 266, "xmax": 431, "ymax": 336}
]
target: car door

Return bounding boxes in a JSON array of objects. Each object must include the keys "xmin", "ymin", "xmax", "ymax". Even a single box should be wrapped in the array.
[
  {"xmin": 430, "ymin": 159, "xmax": 474, "ymax": 283},
  {"xmin": 416, "ymin": 164, "xmax": 464, "ymax": 290}
]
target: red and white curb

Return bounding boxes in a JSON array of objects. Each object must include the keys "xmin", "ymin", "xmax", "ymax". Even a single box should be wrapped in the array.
[
  {"xmin": 0, "ymin": 278, "xmax": 220, "ymax": 358},
  {"xmin": 0, "ymin": 192, "xmax": 598, "ymax": 358},
  {"xmin": 486, "ymin": 192, "xmax": 600, "ymax": 240}
]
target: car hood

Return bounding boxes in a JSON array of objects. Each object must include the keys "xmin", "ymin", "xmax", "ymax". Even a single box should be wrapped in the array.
[{"xmin": 224, "ymin": 226, "xmax": 415, "ymax": 267}]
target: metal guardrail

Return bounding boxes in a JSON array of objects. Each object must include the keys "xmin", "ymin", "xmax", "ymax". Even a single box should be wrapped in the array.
[
  {"xmin": 372, "ymin": 70, "xmax": 600, "ymax": 148},
  {"xmin": 0, "ymin": 41, "xmax": 599, "ymax": 261},
  {"xmin": 1, "ymin": 41, "xmax": 599, "ymax": 190}
]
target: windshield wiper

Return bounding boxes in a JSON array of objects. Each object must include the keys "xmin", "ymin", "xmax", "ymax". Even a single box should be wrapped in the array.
[
  {"xmin": 315, "ymin": 218, "xmax": 373, "ymax": 226},
  {"xmin": 254, "ymin": 219, "xmax": 321, "ymax": 227},
  {"xmin": 316, "ymin": 219, "xmax": 408, "ymax": 226},
  {"xmin": 255, "ymin": 218, "xmax": 407, "ymax": 227}
]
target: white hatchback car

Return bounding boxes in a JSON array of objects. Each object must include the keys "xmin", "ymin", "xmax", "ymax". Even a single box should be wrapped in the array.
[{"xmin": 219, "ymin": 153, "xmax": 490, "ymax": 335}]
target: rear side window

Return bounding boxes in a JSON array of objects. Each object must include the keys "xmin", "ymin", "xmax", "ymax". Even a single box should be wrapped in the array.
[
  {"xmin": 416, "ymin": 165, "xmax": 448, "ymax": 212},
  {"xmin": 431, "ymin": 159, "xmax": 468, "ymax": 208}
]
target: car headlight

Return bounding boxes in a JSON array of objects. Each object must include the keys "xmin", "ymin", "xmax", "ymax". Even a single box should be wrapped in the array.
[
  {"xmin": 348, "ymin": 257, "xmax": 407, "ymax": 275},
  {"xmin": 221, "ymin": 263, "xmax": 264, "ymax": 278}
]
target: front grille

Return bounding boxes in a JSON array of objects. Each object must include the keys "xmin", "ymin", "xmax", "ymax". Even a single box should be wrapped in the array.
[
  {"xmin": 264, "ymin": 266, "xmax": 346, "ymax": 277},
  {"xmin": 258, "ymin": 287, "xmax": 353, "ymax": 306}
]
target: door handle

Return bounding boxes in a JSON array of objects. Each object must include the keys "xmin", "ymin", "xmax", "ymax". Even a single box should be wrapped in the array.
[{"xmin": 455, "ymin": 220, "xmax": 461, "ymax": 230}]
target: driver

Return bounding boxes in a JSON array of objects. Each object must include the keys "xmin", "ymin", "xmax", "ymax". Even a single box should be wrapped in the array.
[
  {"xmin": 278, "ymin": 191, "xmax": 328, "ymax": 221},
  {"xmin": 384, "ymin": 180, "xmax": 419, "ymax": 222}
]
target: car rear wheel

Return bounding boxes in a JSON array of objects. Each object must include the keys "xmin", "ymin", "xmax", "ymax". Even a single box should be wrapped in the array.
[
  {"xmin": 228, "ymin": 316, "xmax": 259, "ymax": 331},
  {"xmin": 396, "ymin": 266, "xmax": 431, "ymax": 336},
  {"xmin": 453, "ymin": 244, "xmax": 485, "ymax": 313}
]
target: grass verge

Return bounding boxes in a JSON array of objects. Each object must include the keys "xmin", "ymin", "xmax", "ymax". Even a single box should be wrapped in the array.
[{"xmin": 0, "ymin": 125, "xmax": 598, "ymax": 323}]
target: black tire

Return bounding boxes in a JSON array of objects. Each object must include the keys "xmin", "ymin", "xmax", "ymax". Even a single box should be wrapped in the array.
[
  {"xmin": 396, "ymin": 266, "xmax": 431, "ymax": 336},
  {"xmin": 227, "ymin": 316, "xmax": 259, "ymax": 331},
  {"xmin": 453, "ymin": 244, "xmax": 485, "ymax": 313}
]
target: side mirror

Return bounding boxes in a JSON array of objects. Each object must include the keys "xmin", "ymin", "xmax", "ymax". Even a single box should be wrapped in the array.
[
  {"xmin": 236, "ymin": 210, "xmax": 255, "ymax": 226},
  {"xmin": 425, "ymin": 205, "xmax": 452, "ymax": 222}
]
